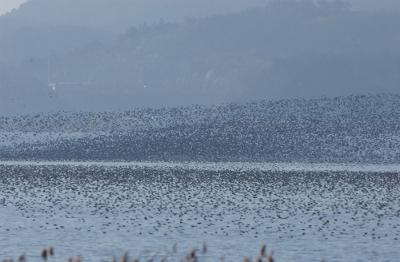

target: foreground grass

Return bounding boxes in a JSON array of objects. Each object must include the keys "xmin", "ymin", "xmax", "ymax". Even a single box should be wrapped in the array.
[{"xmin": 2, "ymin": 244, "xmax": 275, "ymax": 262}]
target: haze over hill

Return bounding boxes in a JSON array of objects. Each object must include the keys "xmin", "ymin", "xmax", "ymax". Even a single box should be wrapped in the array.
[
  {"xmin": 0, "ymin": 0, "xmax": 400, "ymax": 115},
  {"xmin": 3, "ymin": 0, "xmax": 400, "ymax": 17},
  {"xmin": 0, "ymin": 0, "xmax": 268, "ymax": 32}
]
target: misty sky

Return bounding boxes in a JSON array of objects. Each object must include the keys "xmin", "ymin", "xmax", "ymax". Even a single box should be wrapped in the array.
[
  {"xmin": 1, "ymin": 0, "xmax": 400, "ymax": 15},
  {"xmin": 0, "ymin": 0, "xmax": 25, "ymax": 15}
]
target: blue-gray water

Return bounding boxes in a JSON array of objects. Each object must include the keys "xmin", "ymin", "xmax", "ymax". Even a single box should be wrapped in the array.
[{"xmin": 0, "ymin": 162, "xmax": 399, "ymax": 261}]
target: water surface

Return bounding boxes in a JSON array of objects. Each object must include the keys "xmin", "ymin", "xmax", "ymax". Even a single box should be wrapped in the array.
[{"xmin": 0, "ymin": 163, "xmax": 399, "ymax": 261}]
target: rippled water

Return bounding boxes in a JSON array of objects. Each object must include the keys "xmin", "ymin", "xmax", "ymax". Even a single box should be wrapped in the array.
[{"xmin": 0, "ymin": 163, "xmax": 399, "ymax": 261}]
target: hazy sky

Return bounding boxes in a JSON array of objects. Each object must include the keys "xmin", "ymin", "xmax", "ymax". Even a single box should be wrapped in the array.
[
  {"xmin": 1, "ymin": 0, "xmax": 400, "ymax": 15},
  {"xmin": 0, "ymin": 0, "xmax": 25, "ymax": 15}
]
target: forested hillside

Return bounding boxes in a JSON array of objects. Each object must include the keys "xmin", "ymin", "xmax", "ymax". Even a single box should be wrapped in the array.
[
  {"xmin": 0, "ymin": 0, "xmax": 266, "ymax": 32},
  {"xmin": 1, "ymin": 1, "xmax": 400, "ymax": 114}
]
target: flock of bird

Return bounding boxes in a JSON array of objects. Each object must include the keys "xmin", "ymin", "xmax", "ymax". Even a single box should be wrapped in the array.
[{"xmin": 0, "ymin": 164, "xmax": 399, "ymax": 261}]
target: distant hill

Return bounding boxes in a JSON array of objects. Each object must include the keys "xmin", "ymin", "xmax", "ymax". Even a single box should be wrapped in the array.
[
  {"xmin": 0, "ymin": 0, "xmax": 267, "ymax": 33},
  {"xmin": 1, "ymin": 1, "xmax": 400, "ymax": 114},
  {"xmin": 1, "ymin": 94, "xmax": 400, "ymax": 163}
]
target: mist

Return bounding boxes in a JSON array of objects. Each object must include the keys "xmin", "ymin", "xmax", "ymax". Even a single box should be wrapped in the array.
[
  {"xmin": 3, "ymin": 0, "xmax": 400, "ymax": 15},
  {"xmin": 0, "ymin": 0, "xmax": 399, "ymax": 114}
]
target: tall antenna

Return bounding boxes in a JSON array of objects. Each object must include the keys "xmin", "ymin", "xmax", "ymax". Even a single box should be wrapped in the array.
[
  {"xmin": 47, "ymin": 58, "xmax": 57, "ymax": 91},
  {"xmin": 47, "ymin": 57, "xmax": 50, "ymax": 85}
]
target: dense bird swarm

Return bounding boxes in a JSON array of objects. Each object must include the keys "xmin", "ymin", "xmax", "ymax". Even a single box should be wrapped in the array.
[
  {"xmin": 0, "ymin": 94, "xmax": 400, "ymax": 163},
  {"xmin": 0, "ymin": 164, "xmax": 399, "ymax": 260}
]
